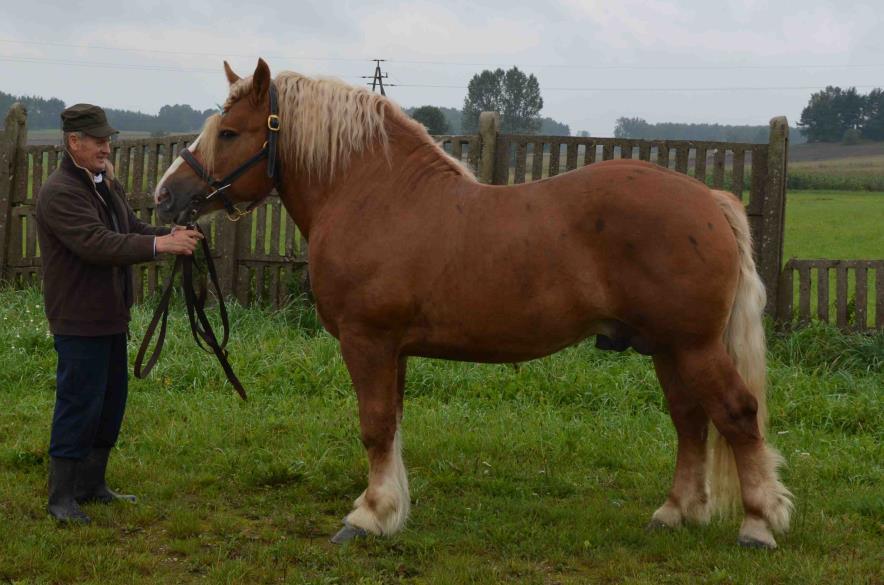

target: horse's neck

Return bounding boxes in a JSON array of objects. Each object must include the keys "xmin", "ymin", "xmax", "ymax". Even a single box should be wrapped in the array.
[{"xmin": 280, "ymin": 121, "xmax": 472, "ymax": 238}]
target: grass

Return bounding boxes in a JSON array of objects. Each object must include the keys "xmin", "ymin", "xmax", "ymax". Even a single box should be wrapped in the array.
[
  {"xmin": 784, "ymin": 191, "xmax": 884, "ymax": 261},
  {"xmin": 1, "ymin": 287, "xmax": 881, "ymax": 584}
]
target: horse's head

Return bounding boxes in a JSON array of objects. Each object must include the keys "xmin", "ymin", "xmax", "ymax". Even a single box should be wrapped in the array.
[{"xmin": 155, "ymin": 59, "xmax": 278, "ymax": 224}]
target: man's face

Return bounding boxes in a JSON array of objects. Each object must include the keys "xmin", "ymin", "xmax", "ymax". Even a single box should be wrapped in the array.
[{"xmin": 68, "ymin": 133, "xmax": 112, "ymax": 174}]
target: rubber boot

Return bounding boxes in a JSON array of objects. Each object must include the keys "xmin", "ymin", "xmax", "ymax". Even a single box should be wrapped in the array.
[
  {"xmin": 75, "ymin": 447, "xmax": 137, "ymax": 504},
  {"xmin": 48, "ymin": 457, "xmax": 91, "ymax": 524}
]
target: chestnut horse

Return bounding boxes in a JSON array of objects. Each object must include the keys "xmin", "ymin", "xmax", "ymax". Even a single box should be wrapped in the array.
[{"xmin": 155, "ymin": 59, "xmax": 792, "ymax": 548}]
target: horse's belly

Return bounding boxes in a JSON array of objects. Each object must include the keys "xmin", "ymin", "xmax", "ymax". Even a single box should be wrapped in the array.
[{"xmin": 403, "ymin": 308, "xmax": 616, "ymax": 363}]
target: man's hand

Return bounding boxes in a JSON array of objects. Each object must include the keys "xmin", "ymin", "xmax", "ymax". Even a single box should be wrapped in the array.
[{"xmin": 156, "ymin": 228, "xmax": 203, "ymax": 255}]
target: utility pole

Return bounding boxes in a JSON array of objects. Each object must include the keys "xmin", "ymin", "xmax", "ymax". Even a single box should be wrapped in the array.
[{"xmin": 362, "ymin": 59, "xmax": 395, "ymax": 96}]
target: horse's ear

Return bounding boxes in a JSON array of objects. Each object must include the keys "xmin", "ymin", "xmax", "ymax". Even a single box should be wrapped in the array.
[
  {"xmin": 252, "ymin": 58, "xmax": 271, "ymax": 100},
  {"xmin": 224, "ymin": 61, "xmax": 241, "ymax": 85}
]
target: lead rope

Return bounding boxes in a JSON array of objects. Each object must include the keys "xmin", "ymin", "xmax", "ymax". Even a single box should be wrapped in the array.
[{"xmin": 134, "ymin": 223, "xmax": 247, "ymax": 400}]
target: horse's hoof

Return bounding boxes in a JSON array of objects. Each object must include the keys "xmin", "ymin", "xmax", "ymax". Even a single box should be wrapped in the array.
[
  {"xmin": 330, "ymin": 521, "xmax": 369, "ymax": 544},
  {"xmin": 645, "ymin": 519, "xmax": 675, "ymax": 532},
  {"xmin": 738, "ymin": 536, "xmax": 777, "ymax": 550}
]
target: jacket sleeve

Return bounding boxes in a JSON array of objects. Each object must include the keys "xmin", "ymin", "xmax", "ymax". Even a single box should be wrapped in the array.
[
  {"xmin": 38, "ymin": 189, "xmax": 157, "ymax": 266},
  {"xmin": 126, "ymin": 204, "xmax": 172, "ymax": 237}
]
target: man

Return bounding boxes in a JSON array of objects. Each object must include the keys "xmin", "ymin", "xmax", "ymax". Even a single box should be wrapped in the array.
[{"xmin": 35, "ymin": 103, "xmax": 202, "ymax": 524}]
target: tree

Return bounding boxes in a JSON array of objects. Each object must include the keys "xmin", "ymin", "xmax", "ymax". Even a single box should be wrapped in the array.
[
  {"xmin": 499, "ymin": 68, "xmax": 543, "ymax": 133},
  {"xmin": 799, "ymin": 86, "xmax": 864, "ymax": 143},
  {"xmin": 861, "ymin": 88, "xmax": 884, "ymax": 141},
  {"xmin": 842, "ymin": 128, "xmax": 861, "ymax": 145},
  {"xmin": 538, "ymin": 117, "xmax": 570, "ymax": 136},
  {"xmin": 410, "ymin": 105, "xmax": 449, "ymax": 134},
  {"xmin": 461, "ymin": 69, "xmax": 504, "ymax": 133},
  {"xmin": 614, "ymin": 117, "xmax": 650, "ymax": 138},
  {"xmin": 461, "ymin": 67, "xmax": 543, "ymax": 134}
]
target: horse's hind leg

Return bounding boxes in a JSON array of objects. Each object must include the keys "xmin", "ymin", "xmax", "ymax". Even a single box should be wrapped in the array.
[
  {"xmin": 331, "ymin": 332, "xmax": 409, "ymax": 542},
  {"xmin": 674, "ymin": 342, "xmax": 791, "ymax": 548},
  {"xmin": 649, "ymin": 352, "xmax": 710, "ymax": 528}
]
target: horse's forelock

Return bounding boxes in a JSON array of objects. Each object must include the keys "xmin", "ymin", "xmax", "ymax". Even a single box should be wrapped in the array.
[{"xmin": 225, "ymin": 76, "xmax": 255, "ymax": 109}]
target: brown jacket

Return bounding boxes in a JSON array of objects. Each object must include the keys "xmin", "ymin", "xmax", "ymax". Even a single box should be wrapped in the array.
[{"xmin": 35, "ymin": 153, "xmax": 171, "ymax": 336}]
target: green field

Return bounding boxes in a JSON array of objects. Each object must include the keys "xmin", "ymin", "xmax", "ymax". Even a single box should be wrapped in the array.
[
  {"xmin": 784, "ymin": 190, "xmax": 884, "ymax": 260},
  {"xmin": 0, "ymin": 288, "xmax": 881, "ymax": 584}
]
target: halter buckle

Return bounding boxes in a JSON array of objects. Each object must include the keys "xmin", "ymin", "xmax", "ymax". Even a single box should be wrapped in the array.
[{"xmin": 267, "ymin": 114, "xmax": 280, "ymax": 132}]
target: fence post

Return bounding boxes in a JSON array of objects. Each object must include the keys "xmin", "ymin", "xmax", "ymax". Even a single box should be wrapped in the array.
[
  {"xmin": 216, "ymin": 216, "xmax": 240, "ymax": 298},
  {"xmin": 760, "ymin": 116, "xmax": 788, "ymax": 318},
  {"xmin": 0, "ymin": 103, "xmax": 28, "ymax": 285},
  {"xmin": 478, "ymin": 111, "xmax": 499, "ymax": 184}
]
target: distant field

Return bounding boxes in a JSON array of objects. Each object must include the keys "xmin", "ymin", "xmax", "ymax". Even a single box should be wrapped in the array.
[
  {"xmin": 789, "ymin": 141, "xmax": 884, "ymax": 162},
  {"xmin": 788, "ymin": 143, "xmax": 884, "ymax": 191}
]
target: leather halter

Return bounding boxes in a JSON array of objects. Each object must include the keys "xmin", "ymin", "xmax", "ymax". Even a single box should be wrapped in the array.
[{"xmin": 178, "ymin": 81, "xmax": 281, "ymax": 223}]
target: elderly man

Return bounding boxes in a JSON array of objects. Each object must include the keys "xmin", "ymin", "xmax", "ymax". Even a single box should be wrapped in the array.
[{"xmin": 35, "ymin": 103, "xmax": 202, "ymax": 524}]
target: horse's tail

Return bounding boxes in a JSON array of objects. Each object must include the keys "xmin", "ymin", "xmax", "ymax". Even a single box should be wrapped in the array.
[{"xmin": 707, "ymin": 190, "xmax": 782, "ymax": 518}]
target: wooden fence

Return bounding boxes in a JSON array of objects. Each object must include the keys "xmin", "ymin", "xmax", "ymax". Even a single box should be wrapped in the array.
[
  {"xmin": 2, "ymin": 103, "xmax": 879, "ymax": 330},
  {"xmin": 778, "ymin": 259, "xmax": 883, "ymax": 331}
]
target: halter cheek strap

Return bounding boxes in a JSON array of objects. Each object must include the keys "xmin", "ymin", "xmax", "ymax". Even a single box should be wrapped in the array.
[{"xmin": 179, "ymin": 81, "xmax": 281, "ymax": 223}]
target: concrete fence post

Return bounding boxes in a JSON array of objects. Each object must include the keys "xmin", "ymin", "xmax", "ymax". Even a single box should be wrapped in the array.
[
  {"xmin": 478, "ymin": 111, "xmax": 500, "ymax": 184},
  {"xmin": 0, "ymin": 103, "xmax": 28, "ymax": 284}
]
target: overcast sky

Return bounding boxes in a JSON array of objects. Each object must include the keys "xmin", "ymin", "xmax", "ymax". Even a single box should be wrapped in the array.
[{"xmin": 1, "ymin": 0, "xmax": 881, "ymax": 135}]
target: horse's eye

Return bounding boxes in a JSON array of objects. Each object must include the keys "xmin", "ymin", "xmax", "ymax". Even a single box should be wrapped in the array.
[{"xmin": 219, "ymin": 129, "xmax": 238, "ymax": 139}]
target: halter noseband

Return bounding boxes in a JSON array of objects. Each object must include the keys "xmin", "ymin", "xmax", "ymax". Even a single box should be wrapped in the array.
[{"xmin": 178, "ymin": 81, "xmax": 281, "ymax": 222}]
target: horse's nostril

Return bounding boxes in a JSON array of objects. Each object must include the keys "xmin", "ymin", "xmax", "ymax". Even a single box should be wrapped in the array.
[{"xmin": 157, "ymin": 186, "xmax": 170, "ymax": 204}]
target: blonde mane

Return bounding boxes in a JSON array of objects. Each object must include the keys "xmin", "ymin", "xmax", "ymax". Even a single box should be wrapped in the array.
[{"xmin": 217, "ymin": 71, "xmax": 473, "ymax": 180}]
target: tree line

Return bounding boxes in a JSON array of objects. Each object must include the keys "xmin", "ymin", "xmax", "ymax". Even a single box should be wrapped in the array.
[
  {"xmin": 0, "ymin": 90, "xmax": 215, "ymax": 134},
  {"xmin": 612, "ymin": 117, "xmax": 807, "ymax": 144}
]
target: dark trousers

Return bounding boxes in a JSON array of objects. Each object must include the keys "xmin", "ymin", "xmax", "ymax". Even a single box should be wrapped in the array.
[{"xmin": 49, "ymin": 333, "xmax": 129, "ymax": 459}]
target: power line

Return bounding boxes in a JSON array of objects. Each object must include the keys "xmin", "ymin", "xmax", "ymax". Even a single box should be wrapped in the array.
[
  {"xmin": 393, "ymin": 83, "xmax": 882, "ymax": 92},
  {"xmin": 0, "ymin": 38, "xmax": 375, "ymax": 64},
  {"xmin": 1, "ymin": 54, "xmax": 879, "ymax": 94},
  {"xmin": 2, "ymin": 38, "xmax": 882, "ymax": 71},
  {"xmin": 387, "ymin": 59, "xmax": 884, "ymax": 71},
  {"xmin": 0, "ymin": 55, "xmax": 362, "ymax": 79}
]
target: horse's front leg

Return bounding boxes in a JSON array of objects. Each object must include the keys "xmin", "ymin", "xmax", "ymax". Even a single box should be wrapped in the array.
[{"xmin": 331, "ymin": 331, "xmax": 410, "ymax": 543}]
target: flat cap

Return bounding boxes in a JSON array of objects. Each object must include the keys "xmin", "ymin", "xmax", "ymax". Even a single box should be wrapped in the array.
[{"xmin": 61, "ymin": 103, "xmax": 118, "ymax": 137}]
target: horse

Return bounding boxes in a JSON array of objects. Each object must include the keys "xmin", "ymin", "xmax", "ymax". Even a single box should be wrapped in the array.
[{"xmin": 154, "ymin": 59, "xmax": 793, "ymax": 548}]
